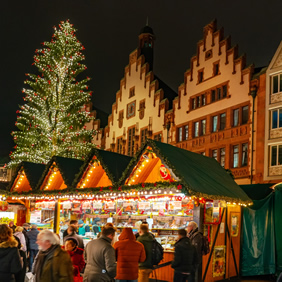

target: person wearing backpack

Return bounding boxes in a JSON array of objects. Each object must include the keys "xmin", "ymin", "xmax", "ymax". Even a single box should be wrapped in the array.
[
  {"xmin": 137, "ymin": 224, "xmax": 154, "ymax": 282},
  {"xmin": 187, "ymin": 221, "xmax": 203, "ymax": 282},
  {"xmin": 171, "ymin": 229, "xmax": 199, "ymax": 282}
]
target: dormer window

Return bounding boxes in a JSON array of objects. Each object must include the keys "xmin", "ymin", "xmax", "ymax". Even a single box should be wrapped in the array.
[
  {"xmin": 198, "ymin": 70, "xmax": 204, "ymax": 83},
  {"xmin": 129, "ymin": 87, "xmax": 135, "ymax": 98},
  {"xmin": 214, "ymin": 63, "xmax": 219, "ymax": 76}
]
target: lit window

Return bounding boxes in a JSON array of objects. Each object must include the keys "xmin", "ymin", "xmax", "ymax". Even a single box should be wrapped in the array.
[
  {"xmin": 242, "ymin": 143, "xmax": 248, "ymax": 166},
  {"xmin": 202, "ymin": 94, "xmax": 206, "ymax": 106},
  {"xmin": 233, "ymin": 109, "xmax": 239, "ymax": 127},
  {"xmin": 194, "ymin": 122, "xmax": 199, "ymax": 137},
  {"xmin": 220, "ymin": 113, "xmax": 226, "ymax": 130},
  {"xmin": 233, "ymin": 145, "xmax": 239, "ymax": 168},
  {"xmin": 212, "ymin": 116, "xmax": 218, "ymax": 132},
  {"xmin": 220, "ymin": 148, "xmax": 225, "ymax": 167},
  {"xmin": 184, "ymin": 125, "xmax": 189, "ymax": 140},
  {"xmin": 178, "ymin": 127, "xmax": 183, "ymax": 142},
  {"xmin": 212, "ymin": 149, "xmax": 218, "ymax": 161},
  {"xmin": 200, "ymin": 119, "xmax": 206, "ymax": 136}
]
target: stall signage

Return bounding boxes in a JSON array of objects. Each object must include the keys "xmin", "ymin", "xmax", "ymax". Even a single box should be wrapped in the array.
[
  {"xmin": 104, "ymin": 202, "xmax": 115, "ymax": 210},
  {"xmin": 0, "ymin": 201, "xmax": 8, "ymax": 211},
  {"xmin": 82, "ymin": 202, "xmax": 91, "ymax": 209},
  {"xmin": 63, "ymin": 202, "xmax": 71, "ymax": 209},
  {"xmin": 153, "ymin": 202, "xmax": 166, "ymax": 210},
  {"xmin": 30, "ymin": 210, "xmax": 41, "ymax": 224},
  {"xmin": 138, "ymin": 202, "xmax": 151, "ymax": 210},
  {"xmin": 93, "ymin": 202, "xmax": 102, "ymax": 209},
  {"xmin": 168, "ymin": 201, "xmax": 182, "ymax": 210}
]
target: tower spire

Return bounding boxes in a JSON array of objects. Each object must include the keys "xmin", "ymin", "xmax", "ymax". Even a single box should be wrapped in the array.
[{"xmin": 146, "ymin": 16, "xmax": 149, "ymax": 26}]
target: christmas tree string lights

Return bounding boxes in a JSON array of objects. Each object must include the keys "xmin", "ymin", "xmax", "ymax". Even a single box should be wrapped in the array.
[{"xmin": 8, "ymin": 20, "xmax": 96, "ymax": 168}]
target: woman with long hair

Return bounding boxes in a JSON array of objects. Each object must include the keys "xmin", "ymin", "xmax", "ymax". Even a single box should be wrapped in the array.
[{"xmin": 0, "ymin": 224, "xmax": 22, "ymax": 281}]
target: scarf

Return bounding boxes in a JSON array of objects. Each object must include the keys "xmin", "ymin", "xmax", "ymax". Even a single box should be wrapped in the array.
[{"xmin": 33, "ymin": 244, "xmax": 59, "ymax": 282}]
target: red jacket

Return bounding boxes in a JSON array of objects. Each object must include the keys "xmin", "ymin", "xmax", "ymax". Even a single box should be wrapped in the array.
[
  {"xmin": 114, "ymin": 227, "xmax": 146, "ymax": 280},
  {"xmin": 62, "ymin": 246, "xmax": 85, "ymax": 278}
]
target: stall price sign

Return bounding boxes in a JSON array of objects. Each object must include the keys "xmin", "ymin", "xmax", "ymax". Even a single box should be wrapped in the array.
[
  {"xmin": 153, "ymin": 202, "xmax": 166, "ymax": 210},
  {"xmin": 63, "ymin": 202, "xmax": 72, "ymax": 209},
  {"xmin": 168, "ymin": 201, "xmax": 182, "ymax": 210},
  {"xmin": 138, "ymin": 202, "xmax": 151, "ymax": 210},
  {"xmin": 0, "ymin": 201, "xmax": 8, "ymax": 211},
  {"xmin": 30, "ymin": 210, "xmax": 42, "ymax": 224},
  {"xmin": 93, "ymin": 202, "xmax": 102, "ymax": 209},
  {"xmin": 82, "ymin": 202, "xmax": 91, "ymax": 209},
  {"xmin": 104, "ymin": 202, "xmax": 115, "ymax": 210}
]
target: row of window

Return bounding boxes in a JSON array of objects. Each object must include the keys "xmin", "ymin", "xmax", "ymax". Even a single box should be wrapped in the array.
[
  {"xmin": 271, "ymin": 74, "xmax": 282, "ymax": 95},
  {"xmin": 271, "ymin": 145, "xmax": 282, "ymax": 166},
  {"xmin": 271, "ymin": 108, "xmax": 282, "ymax": 129},
  {"xmin": 191, "ymin": 83, "xmax": 228, "ymax": 110},
  {"xmin": 116, "ymin": 129, "xmax": 162, "ymax": 156},
  {"xmin": 200, "ymin": 143, "xmax": 248, "ymax": 168},
  {"xmin": 198, "ymin": 62, "xmax": 219, "ymax": 84},
  {"xmin": 177, "ymin": 105, "xmax": 249, "ymax": 141}
]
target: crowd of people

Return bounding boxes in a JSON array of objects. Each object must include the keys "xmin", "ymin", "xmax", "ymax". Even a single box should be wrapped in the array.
[{"xmin": 0, "ymin": 220, "xmax": 204, "ymax": 282}]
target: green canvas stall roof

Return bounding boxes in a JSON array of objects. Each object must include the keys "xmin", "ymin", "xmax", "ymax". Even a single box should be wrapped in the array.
[
  {"xmin": 37, "ymin": 156, "xmax": 85, "ymax": 189},
  {"xmin": 8, "ymin": 162, "xmax": 46, "ymax": 191},
  {"xmin": 240, "ymin": 184, "xmax": 274, "ymax": 201},
  {"xmin": 133, "ymin": 139, "xmax": 251, "ymax": 203},
  {"xmin": 81, "ymin": 149, "xmax": 132, "ymax": 185}
]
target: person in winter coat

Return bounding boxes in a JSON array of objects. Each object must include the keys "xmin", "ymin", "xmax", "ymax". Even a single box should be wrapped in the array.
[
  {"xmin": 33, "ymin": 229, "xmax": 73, "ymax": 282},
  {"xmin": 187, "ymin": 221, "xmax": 203, "ymax": 282},
  {"xmin": 14, "ymin": 236, "xmax": 27, "ymax": 282},
  {"xmin": 136, "ymin": 224, "xmax": 154, "ymax": 282},
  {"xmin": 83, "ymin": 225, "xmax": 117, "ymax": 282},
  {"xmin": 9, "ymin": 221, "xmax": 17, "ymax": 233},
  {"xmin": 64, "ymin": 225, "xmax": 84, "ymax": 249},
  {"xmin": 63, "ymin": 238, "xmax": 85, "ymax": 281},
  {"xmin": 63, "ymin": 220, "xmax": 78, "ymax": 239},
  {"xmin": 172, "ymin": 229, "xmax": 198, "ymax": 282},
  {"xmin": 22, "ymin": 223, "xmax": 30, "ymax": 255},
  {"xmin": 114, "ymin": 227, "xmax": 146, "ymax": 282},
  {"xmin": 26, "ymin": 224, "xmax": 39, "ymax": 271},
  {"xmin": 0, "ymin": 224, "xmax": 22, "ymax": 282},
  {"xmin": 14, "ymin": 226, "xmax": 27, "ymax": 252}
]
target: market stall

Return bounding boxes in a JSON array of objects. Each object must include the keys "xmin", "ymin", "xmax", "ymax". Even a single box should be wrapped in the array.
[
  {"xmin": 7, "ymin": 140, "xmax": 251, "ymax": 282},
  {"xmin": 118, "ymin": 139, "xmax": 251, "ymax": 282}
]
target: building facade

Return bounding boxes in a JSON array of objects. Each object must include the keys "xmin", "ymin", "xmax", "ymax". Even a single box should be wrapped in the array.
[
  {"xmin": 264, "ymin": 41, "xmax": 282, "ymax": 182},
  {"xmin": 90, "ymin": 20, "xmax": 269, "ymax": 184}
]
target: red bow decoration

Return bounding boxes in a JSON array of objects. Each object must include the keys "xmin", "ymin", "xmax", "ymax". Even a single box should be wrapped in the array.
[{"xmin": 177, "ymin": 184, "xmax": 182, "ymax": 190}]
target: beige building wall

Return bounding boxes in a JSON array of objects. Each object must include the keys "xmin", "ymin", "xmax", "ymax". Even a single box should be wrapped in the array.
[
  {"xmin": 264, "ymin": 41, "xmax": 282, "ymax": 182},
  {"xmin": 104, "ymin": 49, "xmax": 170, "ymax": 154},
  {"xmin": 172, "ymin": 20, "xmax": 254, "ymax": 184}
]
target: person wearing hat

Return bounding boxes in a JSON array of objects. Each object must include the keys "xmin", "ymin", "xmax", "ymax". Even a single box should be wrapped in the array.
[
  {"xmin": 64, "ymin": 226, "xmax": 84, "ymax": 249},
  {"xmin": 78, "ymin": 220, "xmax": 90, "ymax": 236},
  {"xmin": 63, "ymin": 238, "xmax": 85, "ymax": 282}
]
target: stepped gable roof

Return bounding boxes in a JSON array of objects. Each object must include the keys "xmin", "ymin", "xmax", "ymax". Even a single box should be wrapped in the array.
[
  {"xmin": 125, "ymin": 139, "xmax": 251, "ymax": 203},
  {"xmin": 38, "ymin": 156, "xmax": 85, "ymax": 189},
  {"xmin": 92, "ymin": 106, "xmax": 109, "ymax": 129},
  {"xmin": 8, "ymin": 162, "xmax": 46, "ymax": 191},
  {"xmin": 81, "ymin": 149, "xmax": 132, "ymax": 185},
  {"xmin": 154, "ymin": 75, "xmax": 178, "ymax": 109}
]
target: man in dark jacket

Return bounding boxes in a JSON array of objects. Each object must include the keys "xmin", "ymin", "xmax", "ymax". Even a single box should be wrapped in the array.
[
  {"xmin": 187, "ymin": 221, "xmax": 203, "ymax": 282},
  {"xmin": 137, "ymin": 223, "xmax": 154, "ymax": 282},
  {"xmin": 26, "ymin": 224, "xmax": 39, "ymax": 271},
  {"xmin": 172, "ymin": 229, "xmax": 198, "ymax": 282}
]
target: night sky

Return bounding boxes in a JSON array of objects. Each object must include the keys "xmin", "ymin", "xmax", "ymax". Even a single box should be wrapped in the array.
[{"xmin": 1, "ymin": 0, "xmax": 282, "ymax": 160}]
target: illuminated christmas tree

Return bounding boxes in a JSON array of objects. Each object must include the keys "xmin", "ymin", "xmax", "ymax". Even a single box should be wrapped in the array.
[{"xmin": 8, "ymin": 20, "xmax": 95, "ymax": 167}]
